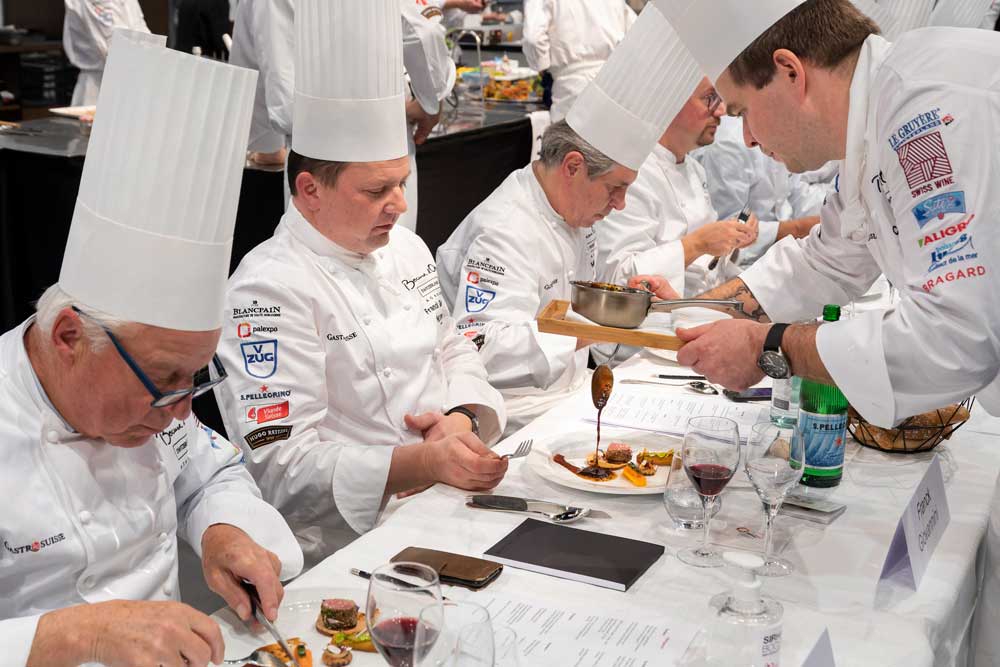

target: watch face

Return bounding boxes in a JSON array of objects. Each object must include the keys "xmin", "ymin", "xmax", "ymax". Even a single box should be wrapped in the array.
[{"xmin": 758, "ymin": 350, "xmax": 790, "ymax": 379}]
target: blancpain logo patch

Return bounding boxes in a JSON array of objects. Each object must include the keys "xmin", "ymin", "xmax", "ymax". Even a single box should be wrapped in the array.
[
  {"xmin": 231, "ymin": 300, "xmax": 281, "ymax": 319},
  {"xmin": 465, "ymin": 258, "xmax": 506, "ymax": 276}
]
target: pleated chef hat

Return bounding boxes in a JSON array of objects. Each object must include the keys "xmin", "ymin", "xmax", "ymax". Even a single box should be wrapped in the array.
[
  {"xmin": 58, "ymin": 29, "xmax": 257, "ymax": 331},
  {"xmin": 930, "ymin": 0, "xmax": 995, "ymax": 28},
  {"xmin": 291, "ymin": 0, "xmax": 408, "ymax": 162},
  {"xmin": 566, "ymin": 3, "xmax": 703, "ymax": 171}
]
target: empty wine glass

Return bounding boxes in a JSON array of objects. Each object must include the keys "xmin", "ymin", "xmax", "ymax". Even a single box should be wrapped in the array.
[
  {"xmin": 415, "ymin": 600, "xmax": 493, "ymax": 667},
  {"xmin": 367, "ymin": 562, "xmax": 443, "ymax": 667},
  {"xmin": 493, "ymin": 627, "xmax": 522, "ymax": 667},
  {"xmin": 677, "ymin": 416, "xmax": 741, "ymax": 568},
  {"xmin": 745, "ymin": 422, "xmax": 804, "ymax": 577}
]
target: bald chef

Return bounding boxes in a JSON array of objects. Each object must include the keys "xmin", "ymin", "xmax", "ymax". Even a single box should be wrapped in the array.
[
  {"xmin": 215, "ymin": 0, "xmax": 506, "ymax": 568},
  {"xmin": 0, "ymin": 30, "xmax": 302, "ymax": 667},
  {"xmin": 436, "ymin": 3, "xmax": 696, "ymax": 433},
  {"xmin": 634, "ymin": 0, "xmax": 1000, "ymax": 429}
]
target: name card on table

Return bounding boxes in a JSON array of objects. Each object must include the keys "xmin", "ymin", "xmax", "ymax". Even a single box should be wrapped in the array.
[
  {"xmin": 802, "ymin": 628, "xmax": 836, "ymax": 667},
  {"xmin": 879, "ymin": 454, "xmax": 951, "ymax": 588}
]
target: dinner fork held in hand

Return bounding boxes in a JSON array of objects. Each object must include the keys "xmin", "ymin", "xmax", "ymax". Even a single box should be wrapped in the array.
[
  {"xmin": 502, "ymin": 439, "xmax": 533, "ymax": 460},
  {"xmin": 222, "ymin": 650, "xmax": 286, "ymax": 667}
]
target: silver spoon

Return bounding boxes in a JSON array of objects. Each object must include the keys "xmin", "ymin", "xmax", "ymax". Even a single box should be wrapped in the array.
[
  {"xmin": 551, "ymin": 507, "xmax": 591, "ymax": 523},
  {"xmin": 620, "ymin": 379, "xmax": 719, "ymax": 395}
]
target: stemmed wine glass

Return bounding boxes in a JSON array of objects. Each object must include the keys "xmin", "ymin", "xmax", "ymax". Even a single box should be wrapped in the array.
[
  {"xmin": 366, "ymin": 562, "xmax": 443, "ymax": 667},
  {"xmin": 677, "ymin": 416, "xmax": 741, "ymax": 568},
  {"xmin": 744, "ymin": 422, "xmax": 804, "ymax": 577},
  {"xmin": 414, "ymin": 600, "xmax": 494, "ymax": 667}
]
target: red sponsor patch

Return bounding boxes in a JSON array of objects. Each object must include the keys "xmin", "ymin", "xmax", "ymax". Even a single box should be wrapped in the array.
[
  {"xmin": 237, "ymin": 322, "xmax": 251, "ymax": 338},
  {"xmin": 896, "ymin": 131, "xmax": 953, "ymax": 191},
  {"xmin": 922, "ymin": 265, "xmax": 986, "ymax": 292},
  {"xmin": 245, "ymin": 401, "xmax": 289, "ymax": 424},
  {"xmin": 467, "ymin": 271, "xmax": 480, "ymax": 285}
]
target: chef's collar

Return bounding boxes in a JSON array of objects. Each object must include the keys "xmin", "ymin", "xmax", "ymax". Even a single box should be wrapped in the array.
[
  {"xmin": 18, "ymin": 317, "xmax": 76, "ymax": 433},
  {"xmin": 652, "ymin": 143, "xmax": 683, "ymax": 168},
  {"xmin": 523, "ymin": 163, "xmax": 567, "ymax": 228},
  {"xmin": 283, "ymin": 200, "xmax": 383, "ymax": 271}
]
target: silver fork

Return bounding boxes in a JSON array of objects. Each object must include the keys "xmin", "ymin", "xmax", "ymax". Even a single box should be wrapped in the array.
[
  {"xmin": 222, "ymin": 650, "xmax": 287, "ymax": 667},
  {"xmin": 502, "ymin": 439, "xmax": 533, "ymax": 460}
]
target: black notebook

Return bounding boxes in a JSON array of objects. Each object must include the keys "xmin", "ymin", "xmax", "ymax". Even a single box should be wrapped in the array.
[{"xmin": 484, "ymin": 519, "xmax": 665, "ymax": 591}]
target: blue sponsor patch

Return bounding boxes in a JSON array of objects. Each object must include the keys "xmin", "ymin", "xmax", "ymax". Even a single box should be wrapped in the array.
[
  {"xmin": 912, "ymin": 191, "xmax": 965, "ymax": 227},
  {"xmin": 928, "ymin": 233, "xmax": 976, "ymax": 272},
  {"xmin": 465, "ymin": 286, "xmax": 496, "ymax": 313},
  {"xmin": 240, "ymin": 339, "xmax": 278, "ymax": 379}
]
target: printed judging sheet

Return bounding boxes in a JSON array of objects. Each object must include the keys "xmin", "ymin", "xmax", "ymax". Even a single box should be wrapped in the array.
[{"xmin": 478, "ymin": 592, "xmax": 700, "ymax": 666}]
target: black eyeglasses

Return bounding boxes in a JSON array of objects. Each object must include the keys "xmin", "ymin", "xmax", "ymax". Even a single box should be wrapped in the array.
[
  {"xmin": 701, "ymin": 90, "xmax": 723, "ymax": 115},
  {"xmin": 73, "ymin": 307, "xmax": 228, "ymax": 408}
]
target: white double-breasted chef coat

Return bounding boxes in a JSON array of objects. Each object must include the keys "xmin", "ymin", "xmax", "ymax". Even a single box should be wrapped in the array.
[
  {"xmin": 62, "ymin": 0, "xmax": 150, "ymax": 106},
  {"xmin": 0, "ymin": 320, "xmax": 303, "ymax": 665},
  {"xmin": 436, "ymin": 165, "xmax": 596, "ymax": 434},
  {"xmin": 215, "ymin": 203, "xmax": 505, "ymax": 567},
  {"xmin": 596, "ymin": 142, "xmax": 739, "ymax": 298},
  {"xmin": 739, "ymin": 29, "xmax": 1000, "ymax": 428},
  {"xmin": 522, "ymin": 0, "xmax": 636, "ymax": 121},
  {"xmin": 229, "ymin": 0, "xmax": 285, "ymax": 154}
]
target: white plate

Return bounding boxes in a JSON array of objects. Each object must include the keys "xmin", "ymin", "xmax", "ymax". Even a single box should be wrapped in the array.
[
  {"xmin": 49, "ymin": 105, "xmax": 96, "ymax": 119},
  {"xmin": 216, "ymin": 587, "xmax": 383, "ymax": 665},
  {"xmin": 527, "ymin": 429, "xmax": 680, "ymax": 495}
]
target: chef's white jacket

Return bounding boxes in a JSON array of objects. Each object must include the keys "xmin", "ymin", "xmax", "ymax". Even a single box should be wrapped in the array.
[
  {"xmin": 62, "ymin": 0, "xmax": 149, "ymax": 106},
  {"xmin": 739, "ymin": 29, "xmax": 1000, "ymax": 427},
  {"xmin": 522, "ymin": 0, "xmax": 635, "ymax": 121},
  {"xmin": 0, "ymin": 320, "xmax": 302, "ymax": 665},
  {"xmin": 596, "ymin": 143, "xmax": 739, "ymax": 299},
  {"xmin": 215, "ymin": 203, "xmax": 504, "ymax": 567},
  {"xmin": 230, "ymin": 0, "xmax": 285, "ymax": 154},
  {"xmin": 436, "ymin": 165, "xmax": 596, "ymax": 434},
  {"xmin": 694, "ymin": 115, "xmax": 831, "ymax": 266}
]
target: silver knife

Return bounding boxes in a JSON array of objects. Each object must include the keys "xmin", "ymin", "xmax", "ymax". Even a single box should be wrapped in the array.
[
  {"xmin": 240, "ymin": 581, "xmax": 300, "ymax": 667},
  {"xmin": 466, "ymin": 494, "xmax": 611, "ymax": 521}
]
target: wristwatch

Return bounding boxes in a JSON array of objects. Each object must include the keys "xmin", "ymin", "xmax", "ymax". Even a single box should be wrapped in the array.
[
  {"xmin": 445, "ymin": 406, "xmax": 480, "ymax": 437},
  {"xmin": 757, "ymin": 323, "xmax": 791, "ymax": 379}
]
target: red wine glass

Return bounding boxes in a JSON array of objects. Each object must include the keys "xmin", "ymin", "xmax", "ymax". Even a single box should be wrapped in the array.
[
  {"xmin": 678, "ymin": 416, "xmax": 741, "ymax": 568},
  {"xmin": 366, "ymin": 562, "xmax": 443, "ymax": 667}
]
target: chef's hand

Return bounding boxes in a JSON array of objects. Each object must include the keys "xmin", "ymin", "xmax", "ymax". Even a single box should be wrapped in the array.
[
  {"xmin": 406, "ymin": 99, "xmax": 441, "ymax": 146},
  {"xmin": 201, "ymin": 523, "xmax": 284, "ymax": 625},
  {"xmin": 425, "ymin": 432, "xmax": 508, "ymax": 492},
  {"xmin": 676, "ymin": 319, "xmax": 769, "ymax": 390},
  {"xmin": 628, "ymin": 275, "xmax": 680, "ymax": 300},
  {"xmin": 406, "ymin": 410, "xmax": 473, "ymax": 441},
  {"xmin": 28, "ymin": 599, "xmax": 224, "ymax": 667},
  {"xmin": 689, "ymin": 217, "xmax": 757, "ymax": 257}
]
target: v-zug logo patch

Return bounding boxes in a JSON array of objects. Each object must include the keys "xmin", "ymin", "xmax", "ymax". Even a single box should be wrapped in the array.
[
  {"xmin": 465, "ymin": 286, "xmax": 496, "ymax": 313},
  {"xmin": 241, "ymin": 339, "xmax": 278, "ymax": 378}
]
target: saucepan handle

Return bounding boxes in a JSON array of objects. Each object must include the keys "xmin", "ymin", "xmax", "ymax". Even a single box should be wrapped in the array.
[{"xmin": 648, "ymin": 299, "xmax": 744, "ymax": 313}]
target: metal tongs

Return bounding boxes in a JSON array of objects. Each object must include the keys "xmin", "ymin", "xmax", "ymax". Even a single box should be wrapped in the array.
[{"xmin": 240, "ymin": 581, "xmax": 300, "ymax": 667}]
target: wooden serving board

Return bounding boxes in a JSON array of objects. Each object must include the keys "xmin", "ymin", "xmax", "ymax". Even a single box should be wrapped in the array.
[{"xmin": 536, "ymin": 300, "xmax": 684, "ymax": 351}]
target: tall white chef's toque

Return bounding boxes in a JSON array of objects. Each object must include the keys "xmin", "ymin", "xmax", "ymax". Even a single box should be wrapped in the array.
[
  {"xmin": 929, "ymin": 0, "xmax": 994, "ymax": 27},
  {"xmin": 850, "ymin": 0, "xmax": 933, "ymax": 38},
  {"xmin": 566, "ymin": 3, "xmax": 703, "ymax": 171},
  {"xmin": 59, "ymin": 28, "xmax": 257, "ymax": 332},
  {"xmin": 292, "ymin": 0, "xmax": 408, "ymax": 163}
]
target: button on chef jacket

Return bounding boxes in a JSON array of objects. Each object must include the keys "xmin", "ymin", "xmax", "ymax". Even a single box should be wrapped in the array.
[
  {"xmin": 694, "ymin": 115, "xmax": 830, "ymax": 266},
  {"xmin": 436, "ymin": 165, "xmax": 596, "ymax": 435},
  {"xmin": 596, "ymin": 142, "xmax": 739, "ymax": 299},
  {"xmin": 0, "ymin": 320, "xmax": 303, "ymax": 665},
  {"xmin": 522, "ymin": 0, "xmax": 636, "ymax": 121},
  {"xmin": 738, "ymin": 29, "xmax": 1000, "ymax": 427},
  {"xmin": 62, "ymin": 0, "xmax": 150, "ymax": 106},
  {"xmin": 214, "ymin": 203, "xmax": 505, "ymax": 568}
]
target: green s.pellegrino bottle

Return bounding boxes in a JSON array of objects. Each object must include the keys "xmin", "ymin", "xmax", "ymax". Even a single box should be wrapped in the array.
[{"xmin": 796, "ymin": 304, "xmax": 849, "ymax": 488}]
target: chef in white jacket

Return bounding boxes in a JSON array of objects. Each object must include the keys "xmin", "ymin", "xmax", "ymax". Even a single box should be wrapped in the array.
[
  {"xmin": 596, "ymin": 77, "xmax": 759, "ymax": 300},
  {"xmin": 250, "ymin": 0, "xmax": 455, "ymax": 228},
  {"xmin": 230, "ymin": 0, "xmax": 286, "ymax": 164},
  {"xmin": 523, "ymin": 0, "xmax": 636, "ymax": 121},
  {"xmin": 215, "ymin": 0, "xmax": 506, "ymax": 569},
  {"xmin": 1, "ymin": 30, "xmax": 302, "ymax": 667},
  {"xmin": 436, "ymin": 3, "xmax": 703, "ymax": 433},
  {"xmin": 632, "ymin": 0, "xmax": 1000, "ymax": 429},
  {"xmin": 62, "ymin": 0, "xmax": 150, "ymax": 105},
  {"xmin": 694, "ymin": 114, "xmax": 827, "ymax": 267}
]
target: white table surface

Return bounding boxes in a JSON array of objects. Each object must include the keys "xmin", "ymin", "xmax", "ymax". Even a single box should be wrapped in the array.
[{"xmin": 215, "ymin": 344, "xmax": 1000, "ymax": 666}]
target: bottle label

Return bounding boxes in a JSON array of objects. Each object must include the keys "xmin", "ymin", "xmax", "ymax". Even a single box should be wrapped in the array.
[
  {"xmin": 796, "ymin": 410, "xmax": 848, "ymax": 471},
  {"xmin": 760, "ymin": 628, "xmax": 781, "ymax": 666},
  {"xmin": 772, "ymin": 380, "xmax": 791, "ymax": 411}
]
